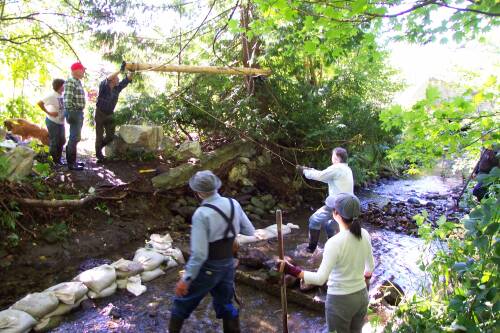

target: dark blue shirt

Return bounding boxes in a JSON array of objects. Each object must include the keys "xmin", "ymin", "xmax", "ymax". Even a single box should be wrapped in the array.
[{"xmin": 96, "ymin": 76, "xmax": 130, "ymax": 114}]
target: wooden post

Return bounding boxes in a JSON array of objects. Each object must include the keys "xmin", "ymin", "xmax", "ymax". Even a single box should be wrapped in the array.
[
  {"xmin": 276, "ymin": 209, "xmax": 289, "ymax": 333},
  {"xmin": 125, "ymin": 63, "xmax": 271, "ymax": 76}
]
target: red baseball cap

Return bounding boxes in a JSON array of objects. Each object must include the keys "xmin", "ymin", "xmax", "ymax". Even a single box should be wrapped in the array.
[{"xmin": 70, "ymin": 62, "xmax": 86, "ymax": 71}]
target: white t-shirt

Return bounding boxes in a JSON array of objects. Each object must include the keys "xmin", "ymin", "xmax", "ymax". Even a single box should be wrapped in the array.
[
  {"xmin": 303, "ymin": 163, "xmax": 354, "ymax": 197},
  {"xmin": 42, "ymin": 91, "xmax": 64, "ymax": 124},
  {"xmin": 303, "ymin": 228, "xmax": 375, "ymax": 295}
]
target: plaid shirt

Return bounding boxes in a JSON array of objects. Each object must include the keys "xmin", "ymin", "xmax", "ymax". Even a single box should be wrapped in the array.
[{"xmin": 63, "ymin": 77, "xmax": 86, "ymax": 112}]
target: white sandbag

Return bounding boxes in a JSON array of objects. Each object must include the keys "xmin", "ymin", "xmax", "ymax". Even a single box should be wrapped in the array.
[
  {"xmin": 254, "ymin": 229, "xmax": 276, "ymax": 240},
  {"xmin": 133, "ymin": 248, "xmax": 165, "ymax": 271},
  {"xmin": 33, "ymin": 315, "xmax": 63, "ymax": 332},
  {"xmin": 116, "ymin": 278, "xmax": 128, "ymax": 290},
  {"xmin": 126, "ymin": 275, "xmax": 147, "ymax": 296},
  {"xmin": 140, "ymin": 268, "xmax": 165, "ymax": 282},
  {"xmin": 112, "ymin": 258, "xmax": 144, "ymax": 278},
  {"xmin": 10, "ymin": 292, "xmax": 59, "ymax": 319},
  {"xmin": 264, "ymin": 223, "xmax": 299, "ymax": 236},
  {"xmin": 42, "ymin": 295, "xmax": 87, "ymax": 318},
  {"xmin": 166, "ymin": 257, "xmax": 179, "ymax": 269},
  {"xmin": 87, "ymin": 282, "xmax": 117, "ymax": 299},
  {"xmin": 150, "ymin": 233, "xmax": 173, "ymax": 245},
  {"xmin": 163, "ymin": 247, "xmax": 185, "ymax": 264},
  {"xmin": 45, "ymin": 282, "xmax": 88, "ymax": 305},
  {"xmin": 236, "ymin": 234, "xmax": 259, "ymax": 244},
  {"xmin": 147, "ymin": 240, "xmax": 171, "ymax": 252},
  {"xmin": 74, "ymin": 264, "xmax": 116, "ymax": 293},
  {"xmin": 0, "ymin": 309, "xmax": 37, "ymax": 333}
]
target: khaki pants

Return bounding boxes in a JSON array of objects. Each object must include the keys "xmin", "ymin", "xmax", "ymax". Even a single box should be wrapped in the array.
[
  {"xmin": 325, "ymin": 288, "xmax": 368, "ymax": 333},
  {"xmin": 94, "ymin": 109, "xmax": 115, "ymax": 159}
]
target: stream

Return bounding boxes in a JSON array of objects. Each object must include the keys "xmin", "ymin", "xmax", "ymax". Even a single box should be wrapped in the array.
[{"xmin": 47, "ymin": 175, "xmax": 462, "ymax": 333}]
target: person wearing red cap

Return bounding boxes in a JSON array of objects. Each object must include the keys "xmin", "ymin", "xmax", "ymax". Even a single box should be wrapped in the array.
[{"xmin": 63, "ymin": 62, "xmax": 86, "ymax": 170}]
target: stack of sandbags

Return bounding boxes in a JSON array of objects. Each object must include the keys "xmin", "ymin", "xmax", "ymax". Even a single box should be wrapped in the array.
[
  {"xmin": 0, "ymin": 309, "xmax": 37, "ymax": 333},
  {"xmin": 133, "ymin": 248, "xmax": 166, "ymax": 282},
  {"xmin": 33, "ymin": 282, "xmax": 89, "ymax": 331},
  {"xmin": 237, "ymin": 223, "xmax": 299, "ymax": 244},
  {"xmin": 73, "ymin": 264, "xmax": 117, "ymax": 299},
  {"xmin": 8, "ymin": 292, "xmax": 59, "ymax": 332},
  {"xmin": 145, "ymin": 233, "xmax": 185, "ymax": 267},
  {"xmin": 112, "ymin": 259, "xmax": 147, "ymax": 296}
]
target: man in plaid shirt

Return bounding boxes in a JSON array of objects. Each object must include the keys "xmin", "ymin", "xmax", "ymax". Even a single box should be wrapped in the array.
[{"xmin": 63, "ymin": 62, "xmax": 86, "ymax": 171}]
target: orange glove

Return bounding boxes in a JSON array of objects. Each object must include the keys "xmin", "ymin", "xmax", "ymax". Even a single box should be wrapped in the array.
[{"xmin": 175, "ymin": 279, "xmax": 190, "ymax": 297}]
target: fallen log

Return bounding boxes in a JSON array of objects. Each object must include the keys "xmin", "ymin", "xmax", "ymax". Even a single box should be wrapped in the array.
[
  {"xmin": 15, "ymin": 193, "xmax": 127, "ymax": 208},
  {"xmin": 235, "ymin": 270, "xmax": 325, "ymax": 313},
  {"xmin": 125, "ymin": 63, "xmax": 271, "ymax": 76}
]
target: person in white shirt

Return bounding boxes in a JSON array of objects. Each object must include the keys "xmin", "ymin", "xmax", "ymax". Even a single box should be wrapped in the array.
[
  {"xmin": 278, "ymin": 193, "xmax": 374, "ymax": 333},
  {"xmin": 37, "ymin": 79, "xmax": 65, "ymax": 165},
  {"xmin": 298, "ymin": 147, "xmax": 354, "ymax": 252}
]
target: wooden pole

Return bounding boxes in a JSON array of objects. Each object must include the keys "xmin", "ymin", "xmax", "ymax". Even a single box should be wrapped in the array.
[
  {"xmin": 125, "ymin": 63, "xmax": 271, "ymax": 76},
  {"xmin": 276, "ymin": 209, "xmax": 289, "ymax": 333}
]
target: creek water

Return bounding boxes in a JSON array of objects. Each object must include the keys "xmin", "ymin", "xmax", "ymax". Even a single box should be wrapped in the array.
[{"xmin": 50, "ymin": 176, "xmax": 462, "ymax": 333}]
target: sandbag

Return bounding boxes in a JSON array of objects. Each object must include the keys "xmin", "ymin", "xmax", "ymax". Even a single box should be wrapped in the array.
[
  {"xmin": 116, "ymin": 278, "xmax": 128, "ymax": 290},
  {"xmin": 236, "ymin": 234, "xmax": 259, "ymax": 244},
  {"xmin": 150, "ymin": 233, "xmax": 173, "ymax": 245},
  {"xmin": 163, "ymin": 247, "xmax": 185, "ymax": 264},
  {"xmin": 45, "ymin": 281, "xmax": 88, "ymax": 305},
  {"xmin": 126, "ymin": 275, "xmax": 147, "ymax": 296},
  {"xmin": 133, "ymin": 248, "xmax": 165, "ymax": 271},
  {"xmin": 112, "ymin": 258, "xmax": 144, "ymax": 279},
  {"xmin": 42, "ymin": 295, "xmax": 87, "ymax": 318},
  {"xmin": 87, "ymin": 282, "xmax": 117, "ymax": 299},
  {"xmin": 33, "ymin": 315, "xmax": 63, "ymax": 332},
  {"xmin": 74, "ymin": 264, "xmax": 116, "ymax": 293},
  {"xmin": 10, "ymin": 292, "xmax": 59, "ymax": 319},
  {"xmin": 166, "ymin": 257, "xmax": 179, "ymax": 269},
  {"xmin": 264, "ymin": 223, "xmax": 298, "ymax": 236},
  {"xmin": 0, "ymin": 309, "xmax": 37, "ymax": 333},
  {"xmin": 141, "ymin": 268, "xmax": 165, "ymax": 282},
  {"xmin": 254, "ymin": 229, "xmax": 276, "ymax": 240}
]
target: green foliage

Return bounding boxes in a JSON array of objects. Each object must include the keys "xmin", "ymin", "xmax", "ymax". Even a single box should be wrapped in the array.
[
  {"xmin": 0, "ymin": 155, "xmax": 10, "ymax": 180},
  {"xmin": 387, "ymin": 174, "xmax": 500, "ymax": 332},
  {"xmin": 1, "ymin": 96, "xmax": 44, "ymax": 124},
  {"xmin": 41, "ymin": 223, "xmax": 69, "ymax": 244},
  {"xmin": 380, "ymin": 76, "xmax": 499, "ymax": 174}
]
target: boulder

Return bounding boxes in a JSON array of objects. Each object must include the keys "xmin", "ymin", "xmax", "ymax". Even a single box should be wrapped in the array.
[
  {"xmin": 250, "ymin": 197, "xmax": 266, "ymax": 210},
  {"xmin": 119, "ymin": 125, "xmax": 163, "ymax": 151},
  {"xmin": 375, "ymin": 279, "xmax": 404, "ymax": 306},
  {"xmin": 3, "ymin": 146, "xmax": 36, "ymax": 181},
  {"xmin": 228, "ymin": 164, "xmax": 253, "ymax": 186},
  {"xmin": 174, "ymin": 141, "xmax": 202, "ymax": 161},
  {"xmin": 256, "ymin": 150, "xmax": 272, "ymax": 167},
  {"xmin": 407, "ymin": 197, "xmax": 421, "ymax": 205},
  {"xmin": 160, "ymin": 136, "xmax": 177, "ymax": 158},
  {"xmin": 151, "ymin": 163, "xmax": 199, "ymax": 189}
]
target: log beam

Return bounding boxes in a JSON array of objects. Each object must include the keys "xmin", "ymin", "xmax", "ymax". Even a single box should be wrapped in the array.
[{"xmin": 125, "ymin": 63, "xmax": 271, "ymax": 76}]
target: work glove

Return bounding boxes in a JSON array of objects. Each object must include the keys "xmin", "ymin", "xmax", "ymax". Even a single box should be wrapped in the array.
[
  {"xmin": 276, "ymin": 260, "xmax": 303, "ymax": 278},
  {"xmin": 120, "ymin": 61, "xmax": 126, "ymax": 73},
  {"xmin": 175, "ymin": 279, "xmax": 190, "ymax": 297}
]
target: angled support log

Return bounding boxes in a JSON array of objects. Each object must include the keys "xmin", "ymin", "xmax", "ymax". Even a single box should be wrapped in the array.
[{"xmin": 125, "ymin": 63, "xmax": 271, "ymax": 76}]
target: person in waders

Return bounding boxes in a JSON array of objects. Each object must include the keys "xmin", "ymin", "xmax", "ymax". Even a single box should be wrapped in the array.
[
  {"xmin": 169, "ymin": 170, "xmax": 256, "ymax": 333},
  {"xmin": 278, "ymin": 193, "xmax": 375, "ymax": 333},
  {"xmin": 297, "ymin": 147, "xmax": 354, "ymax": 253}
]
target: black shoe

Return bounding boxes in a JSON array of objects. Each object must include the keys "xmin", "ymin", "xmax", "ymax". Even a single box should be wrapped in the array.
[
  {"xmin": 223, "ymin": 316, "xmax": 240, "ymax": 333},
  {"xmin": 168, "ymin": 316, "xmax": 184, "ymax": 333},
  {"xmin": 77, "ymin": 161, "xmax": 85, "ymax": 167},
  {"xmin": 307, "ymin": 229, "xmax": 320, "ymax": 253},
  {"xmin": 68, "ymin": 164, "xmax": 84, "ymax": 171}
]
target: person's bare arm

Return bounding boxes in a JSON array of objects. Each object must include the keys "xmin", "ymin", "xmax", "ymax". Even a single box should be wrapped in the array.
[{"xmin": 106, "ymin": 71, "xmax": 121, "ymax": 81}]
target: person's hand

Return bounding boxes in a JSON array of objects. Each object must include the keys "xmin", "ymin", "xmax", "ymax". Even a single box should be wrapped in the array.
[
  {"xmin": 175, "ymin": 279, "xmax": 189, "ymax": 297},
  {"xmin": 120, "ymin": 61, "xmax": 126, "ymax": 73},
  {"xmin": 276, "ymin": 259, "xmax": 303, "ymax": 278},
  {"xmin": 364, "ymin": 272, "xmax": 372, "ymax": 290},
  {"xmin": 48, "ymin": 111, "xmax": 59, "ymax": 117}
]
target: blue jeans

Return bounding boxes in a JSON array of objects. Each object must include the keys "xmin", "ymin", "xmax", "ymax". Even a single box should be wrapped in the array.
[
  {"xmin": 45, "ymin": 118, "xmax": 65, "ymax": 163},
  {"xmin": 309, "ymin": 205, "xmax": 339, "ymax": 238},
  {"xmin": 171, "ymin": 258, "xmax": 238, "ymax": 320},
  {"xmin": 65, "ymin": 111, "xmax": 83, "ymax": 165}
]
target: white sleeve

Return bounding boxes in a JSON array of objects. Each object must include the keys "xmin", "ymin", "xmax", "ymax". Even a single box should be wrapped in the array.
[
  {"xmin": 363, "ymin": 231, "xmax": 375, "ymax": 273},
  {"xmin": 303, "ymin": 165, "xmax": 339, "ymax": 183},
  {"xmin": 303, "ymin": 238, "xmax": 337, "ymax": 286}
]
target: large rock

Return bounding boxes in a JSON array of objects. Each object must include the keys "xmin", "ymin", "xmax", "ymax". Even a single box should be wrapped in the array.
[
  {"xmin": 228, "ymin": 164, "xmax": 253, "ymax": 186},
  {"xmin": 118, "ymin": 125, "xmax": 163, "ymax": 151},
  {"xmin": 151, "ymin": 163, "xmax": 199, "ymax": 189},
  {"xmin": 160, "ymin": 137, "xmax": 177, "ymax": 159},
  {"xmin": 174, "ymin": 141, "xmax": 202, "ymax": 161},
  {"xmin": 3, "ymin": 146, "xmax": 36, "ymax": 181}
]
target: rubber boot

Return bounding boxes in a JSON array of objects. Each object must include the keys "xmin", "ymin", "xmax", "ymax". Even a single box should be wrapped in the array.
[
  {"xmin": 223, "ymin": 316, "xmax": 241, "ymax": 333},
  {"xmin": 168, "ymin": 316, "xmax": 184, "ymax": 333},
  {"xmin": 307, "ymin": 229, "xmax": 320, "ymax": 253},
  {"xmin": 325, "ymin": 220, "xmax": 339, "ymax": 239}
]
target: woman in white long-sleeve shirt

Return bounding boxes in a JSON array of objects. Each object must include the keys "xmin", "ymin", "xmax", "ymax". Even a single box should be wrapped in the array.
[{"xmin": 279, "ymin": 193, "xmax": 375, "ymax": 333}]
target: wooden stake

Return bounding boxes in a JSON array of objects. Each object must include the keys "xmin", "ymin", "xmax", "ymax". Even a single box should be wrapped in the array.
[
  {"xmin": 125, "ymin": 63, "xmax": 271, "ymax": 76},
  {"xmin": 276, "ymin": 209, "xmax": 289, "ymax": 333}
]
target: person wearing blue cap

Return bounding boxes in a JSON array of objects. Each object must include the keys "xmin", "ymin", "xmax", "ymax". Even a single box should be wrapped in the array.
[
  {"xmin": 169, "ymin": 170, "xmax": 256, "ymax": 333},
  {"xmin": 297, "ymin": 147, "xmax": 354, "ymax": 253},
  {"xmin": 278, "ymin": 193, "xmax": 375, "ymax": 333}
]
